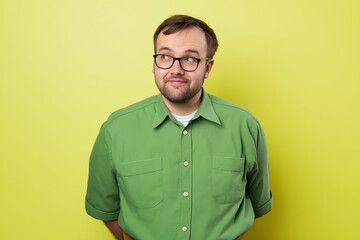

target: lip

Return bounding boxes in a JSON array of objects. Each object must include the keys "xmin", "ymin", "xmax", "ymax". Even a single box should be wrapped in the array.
[{"xmin": 167, "ymin": 79, "xmax": 188, "ymax": 85}]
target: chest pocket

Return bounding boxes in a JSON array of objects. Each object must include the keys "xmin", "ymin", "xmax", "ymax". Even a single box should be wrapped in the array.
[
  {"xmin": 117, "ymin": 158, "xmax": 163, "ymax": 208},
  {"xmin": 212, "ymin": 157, "xmax": 246, "ymax": 204}
]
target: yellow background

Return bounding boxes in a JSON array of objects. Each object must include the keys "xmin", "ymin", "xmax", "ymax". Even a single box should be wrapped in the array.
[{"xmin": 1, "ymin": 0, "xmax": 359, "ymax": 239}]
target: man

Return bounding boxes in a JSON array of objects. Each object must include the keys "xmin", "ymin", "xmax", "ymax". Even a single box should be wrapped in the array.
[{"xmin": 85, "ymin": 15, "xmax": 273, "ymax": 240}]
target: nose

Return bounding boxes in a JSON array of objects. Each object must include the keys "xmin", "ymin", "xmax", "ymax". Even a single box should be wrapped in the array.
[{"xmin": 170, "ymin": 59, "xmax": 185, "ymax": 74}]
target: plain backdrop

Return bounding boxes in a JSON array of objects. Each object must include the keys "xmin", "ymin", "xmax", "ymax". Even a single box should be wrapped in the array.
[{"xmin": 0, "ymin": 0, "xmax": 359, "ymax": 239}]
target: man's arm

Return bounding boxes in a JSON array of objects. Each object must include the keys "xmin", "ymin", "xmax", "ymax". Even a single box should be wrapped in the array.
[
  {"xmin": 104, "ymin": 220, "xmax": 124, "ymax": 240},
  {"xmin": 246, "ymin": 122, "xmax": 273, "ymax": 218}
]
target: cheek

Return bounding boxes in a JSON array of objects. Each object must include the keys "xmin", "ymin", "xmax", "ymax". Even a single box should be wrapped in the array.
[
  {"xmin": 191, "ymin": 73, "xmax": 205, "ymax": 86},
  {"xmin": 154, "ymin": 70, "xmax": 165, "ymax": 84},
  {"xmin": 155, "ymin": 69, "xmax": 170, "ymax": 79}
]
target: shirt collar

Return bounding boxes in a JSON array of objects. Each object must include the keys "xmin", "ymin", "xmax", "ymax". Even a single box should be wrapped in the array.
[
  {"xmin": 152, "ymin": 89, "xmax": 221, "ymax": 128},
  {"xmin": 152, "ymin": 95, "xmax": 171, "ymax": 128}
]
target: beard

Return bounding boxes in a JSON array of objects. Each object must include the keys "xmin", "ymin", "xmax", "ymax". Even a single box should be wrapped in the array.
[{"xmin": 155, "ymin": 75, "xmax": 204, "ymax": 104}]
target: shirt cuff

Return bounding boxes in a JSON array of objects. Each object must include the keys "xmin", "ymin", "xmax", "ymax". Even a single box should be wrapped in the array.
[
  {"xmin": 85, "ymin": 198, "xmax": 120, "ymax": 221},
  {"xmin": 254, "ymin": 191, "xmax": 273, "ymax": 218}
]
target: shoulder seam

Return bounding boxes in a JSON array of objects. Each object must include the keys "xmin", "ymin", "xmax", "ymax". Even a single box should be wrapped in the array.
[
  {"xmin": 211, "ymin": 100, "xmax": 259, "ymax": 123},
  {"xmin": 104, "ymin": 100, "xmax": 156, "ymax": 128}
]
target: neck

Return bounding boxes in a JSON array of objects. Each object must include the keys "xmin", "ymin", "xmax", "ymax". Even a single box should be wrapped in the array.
[{"xmin": 162, "ymin": 90, "xmax": 202, "ymax": 116}]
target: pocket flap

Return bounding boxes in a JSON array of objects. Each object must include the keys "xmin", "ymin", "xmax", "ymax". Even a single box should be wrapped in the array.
[
  {"xmin": 213, "ymin": 157, "xmax": 245, "ymax": 171},
  {"xmin": 118, "ymin": 158, "xmax": 162, "ymax": 176}
]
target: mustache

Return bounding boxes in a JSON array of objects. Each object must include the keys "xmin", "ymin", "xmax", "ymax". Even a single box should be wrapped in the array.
[{"xmin": 165, "ymin": 76, "xmax": 190, "ymax": 82}]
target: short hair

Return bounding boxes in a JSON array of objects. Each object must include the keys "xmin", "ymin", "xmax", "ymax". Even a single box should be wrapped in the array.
[{"xmin": 153, "ymin": 15, "xmax": 218, "ymax": 58}]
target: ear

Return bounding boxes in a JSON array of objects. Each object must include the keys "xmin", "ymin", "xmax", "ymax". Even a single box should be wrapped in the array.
[
  {"xmin": 204, "ymin": 59, "xmax": 215, "ymax": 79},
  {"xmin": 152, "ymin": 63, "xmax": 155, "ymax": 74}
]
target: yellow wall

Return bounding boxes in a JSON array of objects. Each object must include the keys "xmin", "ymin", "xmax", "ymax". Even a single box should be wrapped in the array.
[{"xmin": 1, "ymin": 0, "xmax": 359, "ymax": 239}]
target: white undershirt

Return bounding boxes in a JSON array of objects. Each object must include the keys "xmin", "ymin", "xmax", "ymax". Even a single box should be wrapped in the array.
[{"xmin": 171, "ymin": 110, "xmax": 197, "ymax": 127}]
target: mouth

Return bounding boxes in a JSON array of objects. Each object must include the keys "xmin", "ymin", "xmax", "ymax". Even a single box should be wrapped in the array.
[{"xmin": 166, "ymin": 78, "xmax": 189, "ymax": 86}]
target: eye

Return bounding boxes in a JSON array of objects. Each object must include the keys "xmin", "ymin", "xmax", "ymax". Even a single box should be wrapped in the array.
[
  {"xmin": 160, "ymin": 55, "xmax": 171, "ymax": 60},
  {"xmin": 183, "ymin": 57, "xmax": 196, "ymax": 63}
]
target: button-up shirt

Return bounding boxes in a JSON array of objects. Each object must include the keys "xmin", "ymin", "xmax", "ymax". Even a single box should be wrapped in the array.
[{"xmin": 85, "ymin": 90, "xmax": 273, "ymax": 240}]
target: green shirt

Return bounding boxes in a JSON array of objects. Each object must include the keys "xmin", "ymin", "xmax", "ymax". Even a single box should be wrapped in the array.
[{"xmin": 85, "ymin": 90, "xmax": 273, "ymax": 240}]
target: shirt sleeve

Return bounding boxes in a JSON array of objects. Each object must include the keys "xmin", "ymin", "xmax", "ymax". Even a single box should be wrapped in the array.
[
  {"xmin": 85, "ymin": 123, "xmax": 120, "ymax": 221},
  {"xmin": 246, "ymin": 122, "xmax": 273, "ymax": 218}
]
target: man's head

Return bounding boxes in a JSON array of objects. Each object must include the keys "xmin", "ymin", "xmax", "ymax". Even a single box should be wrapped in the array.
[
  {"xmin": 152, "ymin": 15, "xmax": 218, "ymax": 105},
  {"xmin": 153, "ymin": 15, "xmax": 218, "ymax": 58}
]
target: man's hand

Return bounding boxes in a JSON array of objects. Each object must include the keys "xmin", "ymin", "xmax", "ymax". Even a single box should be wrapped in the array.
[{"xmin": 104, "ymin": 220, "xmax": 124, "ymax": 240}]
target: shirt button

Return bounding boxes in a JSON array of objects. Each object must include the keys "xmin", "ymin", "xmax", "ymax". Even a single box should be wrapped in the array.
[
  {"xmin": 182, "ymin": 226, "xmax": 188, "ymax": 232},
  {"xmin": 183, "ymin": 130, "xmax": 188, "ymax": 135},
  {"xmin": 183, "ymin": 192, "xmax": 189, "ymax": 197},
  {"xmin": 184, "ymin": 161, "xmax": 189, "ymax": 166}
]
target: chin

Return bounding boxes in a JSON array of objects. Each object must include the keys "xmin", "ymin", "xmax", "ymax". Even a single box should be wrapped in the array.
[{"xmin": 163, "ymin": 94, "xmax": 189, "ymax": 104}]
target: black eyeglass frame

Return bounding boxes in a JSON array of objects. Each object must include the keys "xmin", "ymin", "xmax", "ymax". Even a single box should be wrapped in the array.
[{"xmin": 153, "ymin": 54, "xmax": 210, "ymax": 72}]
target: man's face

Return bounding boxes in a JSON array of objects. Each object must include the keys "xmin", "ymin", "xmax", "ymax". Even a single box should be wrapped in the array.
[{"xmin": 153, "ymin": 27, "xmax": 214, "ymax": 104}]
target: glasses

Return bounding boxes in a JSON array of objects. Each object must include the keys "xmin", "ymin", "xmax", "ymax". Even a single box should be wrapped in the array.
[{"xmin": 153, "ymin": 54, "xmax": 209, "ymax": 72}]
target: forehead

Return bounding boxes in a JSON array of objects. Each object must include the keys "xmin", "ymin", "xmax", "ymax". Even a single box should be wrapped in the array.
[{"xmin": 156, "ymin": 27, "xmax": 207, "ymax": 56}]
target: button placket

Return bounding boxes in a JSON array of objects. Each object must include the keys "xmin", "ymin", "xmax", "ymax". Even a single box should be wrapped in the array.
[{"xmin": 180, "ymin": 126, "xmax": 192, "ymax": 238}]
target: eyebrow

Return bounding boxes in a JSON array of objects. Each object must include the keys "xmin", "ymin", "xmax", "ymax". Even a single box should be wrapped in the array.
[
  {"xmin": 158, "ymin": 47, "xmax": 172, "ymax": 52},
  {"xmin": 184, "ymin": 49, "xmax": 200, "ymax": 55},
  {"xmin": 158, "ymin": 47, "xmax": 200, "ymax": 56}
]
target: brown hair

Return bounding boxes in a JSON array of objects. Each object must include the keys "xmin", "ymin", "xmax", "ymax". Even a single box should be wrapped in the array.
[{"xmin": 153, "ymin": 15, "xmax": 218, "ymax": 58}]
